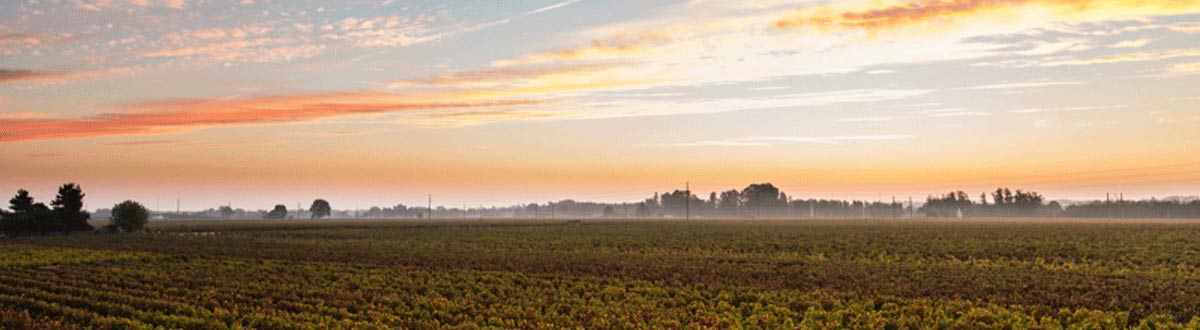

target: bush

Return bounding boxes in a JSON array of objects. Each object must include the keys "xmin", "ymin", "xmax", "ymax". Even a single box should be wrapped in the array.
[{"xmin": 110, "ymin": 201, "xmax": 149, "ymax": 233}]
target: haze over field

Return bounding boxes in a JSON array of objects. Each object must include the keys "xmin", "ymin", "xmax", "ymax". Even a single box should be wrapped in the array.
[{"xmin": 2, "ymin": 0, "xmax": 1199, "ymax": 209}]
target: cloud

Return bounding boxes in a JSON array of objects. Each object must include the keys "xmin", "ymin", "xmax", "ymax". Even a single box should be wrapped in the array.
[
  {"xmin": 389, "ymin": 63, "xmax": 628, "ymax": 88},
  {"xmin": 1110, "ymin": 38, "xmax": 1152, "ymax": 49},
  {"xmin": 109, "ymin": 139, "xmax": 184, "ymax": 146},
  {"xmin": 837, "ymin": 116, "xmax": 904, "ymax": 123},
  {"xmin": 662, "ymin": 134, "xmax": 913, "ymax": 147},
  {"xmin": 492, "ymin": 31, "xmax": 670, "ymax": 67},
  {"xmin": 1169, "ymin": 23, "xmax": 1200, "ymax": 34},
  {"xmin": 1013, "ymin": 104, "xmax": 1130, "ymax": 113},
  {"xmin": 139, "ymin": 14, "xmax": 442, "ymax": 67},
  {"xmin": 962, "ymin": 80, "xmax": 1086, "ymax": 90},
  {"xmin": 78, "ymin": 0, "xmax": 185, "ymax": 11},
  {"xmin": 1165, "ymin": 62, "xmax": 1200, "ymax": 76},
  {"xmin": 25, "ymin": 152, "xmax": 66, "ymax": 158},
  {"xmin": 0, "ymin": 69, "xmax": 73, "ymax": 83},
  {"xmin": 526, "ymin": 0, "xmax": 584, "ymax": 15},
  {"xmin": 1039, "ymin": 48, "xmax": 1200, "ymax": 66},
  {"xmin": 107, "ymin": 138, "xmax": 284, "ymax": 148},
  {"xmin": 0, "ymin": 112, "xmax": 56, "ymax": 120},
  {"xmin": 282, "ymin": 130, "xmax": 369, "ymax": 137},
  {"xmin": 0, "ymin": 92, "xmax": 541, "ymax": 142},
  {"xmin": 0, "ymin": 67, "xmax": 135, "ymax": 85},
  {"xmin": 400, "ymin": 109, "xmax": 561, "ymax": 127},
  {"xmin": 772, "ymin": 0, "xmax": 1200, "ymax": 33}
]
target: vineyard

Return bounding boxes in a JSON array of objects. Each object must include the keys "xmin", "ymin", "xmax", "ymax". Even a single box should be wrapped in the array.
[{"xmin": 2, "ymin": 219, "xmax": 1200, "ymax": 329}]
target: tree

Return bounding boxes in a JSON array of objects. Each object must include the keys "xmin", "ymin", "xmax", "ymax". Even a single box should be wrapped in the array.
[
  {"xmin": 309, "ymin": 199, "xmax": 331, "ymax": 219},
  {"xmin": 109, "ymin": 200, "xmax": 149, "ymax": 233},
  {"xmin": 265, "ymin": 204, "xmax": 288, "ymax": 219},
  {"xmin": 602, "ymin": 206, "xmax": 616, "ymax": 218},
  {"xmin": 218, "ymin": 206, "xmax": 235, "ymax": 218},
  {"xmin": 718, "ymin": 190, "xmax": 740, "ymax": 210},
  {"xmin": 9, "ymin": 189, "xmax": 34, "ymax": 213},
  {"xmin": 634, "ymin": 202, "xmax": 651, "ymax": 217},
  {"xmin": 1, "ymin": 190, "xmax": 62, "ymax": 235},
  {"xmin": 52, "ymin": 183, "xmax": 92, "ymax": 231},
  {"xmin": 741, "ymin": 183, "xmax": 784, "ymax": 218},
  {"xmin": 659, "ymin": 190, "xmax": 693, "ymax": 218}
]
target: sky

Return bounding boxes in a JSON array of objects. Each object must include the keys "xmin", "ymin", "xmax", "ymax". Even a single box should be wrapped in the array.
[{"xmin": 1, "ymin": 0, "xmax": 1199, "ymax": 210}]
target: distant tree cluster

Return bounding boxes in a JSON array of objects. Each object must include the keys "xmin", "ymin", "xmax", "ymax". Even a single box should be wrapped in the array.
[
  {"xmin": 265, "ymin": 205, "xmax": 288, "ymax": 219},
  {"xmin": 629, "ymin": 183, "xmax": 904, "ymax": 219},
  {"xmin": 1063, "ymin": 198, "xmax": 1200, "ymax": 218},
  {"xmin": 1, "ymin": 184, "xmax": 93, "ymax": 236},
  {"xmin": 920, "ymin": 188, "xmax": 1060, "ymax": 218}
]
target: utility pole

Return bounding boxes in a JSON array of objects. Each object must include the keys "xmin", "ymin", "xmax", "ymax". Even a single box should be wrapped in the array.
[
  {"xmin": 176, "ymin": 198, "xmax": 180, "ymax": 215},
  {"xmin": 463, "ymin": 204, "xmax": 467, "ymax": 219},
  {"xmin": 892, "ymin": 196, "xmax": 896, "ymax": 219},
  {"xmin": 685, "ymin": 182, "xmax": 690, "ymax": 221},
  {"xmin": 428, "ymin": 194, "xmax": 432, "ymax": 219},
  {"xmin": 809, "ymin": 202, "xmax": 814, "ymax": 219}
]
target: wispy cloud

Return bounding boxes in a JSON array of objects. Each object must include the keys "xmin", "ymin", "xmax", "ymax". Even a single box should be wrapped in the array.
[
  {"xmin": 962, "ymin": 80, "xmax": 1086, "ymax": 90},
  {"xmin": 1039, "ymin": 49, "xmax": 1200, "ymax": 66},
  {"xmin": 389, "ymin": 63, "xmax": 627, "ymax": 88},
  {"xmin": 1110, "ymin": 38, "xmax": 1153, "ymax": 49},
  {"xmin": 25, "ymin": 152, "xmax": 66, "ymax": 158},
  {"xmin": 0, "ymin": 69, "xmax": 72, "ymax": 83},
  {"xmin": 1013, "ymin": 104, "xmax": 1130, "ymax": 113},
  {"xmin": 919, "ymin": 108, "xmax": 990, "ymax": 118},
  {"xmin": 661, "ymin": 134, "xmax": 913, "ymax": 147},
  {"xmin": 773, "ymin": 0, "xmax": 1200, "ymax": 33},
  {"xmin": 109, "ymin": 139, "xmax": 185, "ymax": 147},
  {"xmin": 526, "ymin": 0, "xmax": 584, "ymax": 15},
  {"xmin": 492, "ymin": 31, "xmax": 670, "ymax": 67},
  {"xmin": 0, "ymin": 93, "xmax": 540, "ymax": 142},
  {"xmin": 282, "ymin": 130, "xmax": 369, "ymax": 137}
]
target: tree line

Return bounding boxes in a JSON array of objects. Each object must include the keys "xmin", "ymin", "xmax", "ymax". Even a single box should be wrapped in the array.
[
  {"xmin": 11, "ymin": 183, "xmax": 1200, "ymax": 223},
  {"xmin": 919, "ymin": 188, "xmax": 1063, "ymax": 218},
  {"xmin": 1, "ymin": 184, "xmax": 148, "ymax": 236}
]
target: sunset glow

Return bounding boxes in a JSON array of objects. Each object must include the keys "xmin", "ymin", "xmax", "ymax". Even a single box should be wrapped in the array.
[{"xmin": 2, "ymin": 0, "xmax": 1199, "ymax": 209}]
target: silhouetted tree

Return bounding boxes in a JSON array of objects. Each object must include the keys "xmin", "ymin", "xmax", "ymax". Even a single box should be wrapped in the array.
[
  {"xmin": 52, "ymin": 183, "xmax": 92, "ymax": 232},
  {"xmin": 1, "ymin": 190, "xmax": 61, "ymax": 235},
  {"xmin": 634, "ymin": 202, "xmax": 651, "ymax": 217},
  {"xmin": 718, "ymin": 189, "xmax": 740, "ymax": 216},
  {"xmin": 265, "ymin": 204, "xmax": 288, "ymax": 219},
  {"xmin": 309, "ymin": 199, "xmax": 331, "ymax": 219},
  {"xmin": 602, "ymin": 206, "xmax": 616, "ymax": 218},
  {"xmin": 218, "ymin": 206, "xmax": 235, "ymax": 218},
  {"xmin": 741, "ymin": 183, "xmax": 784, "ymax": 218},
  {"xmin": 109, "ymin": 200, "xmax": 149, "ymax": 233},
  {"xmin": 9, "ymin": 189, "xmax": 34, "ymax": 213}
]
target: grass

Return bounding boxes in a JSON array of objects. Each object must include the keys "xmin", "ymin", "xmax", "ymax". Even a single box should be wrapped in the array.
[{"xmin": 2, "ymin": 218, "xmax": 1199, "ymax": 329}]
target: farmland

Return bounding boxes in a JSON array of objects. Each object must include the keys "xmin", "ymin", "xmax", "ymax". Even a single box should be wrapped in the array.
[{"xmin": 2, "ymin": 218, "xmax": 1200, "ymax": 329}]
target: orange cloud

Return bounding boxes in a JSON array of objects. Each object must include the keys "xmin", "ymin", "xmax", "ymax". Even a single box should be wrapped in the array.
[
  {"xmin": 493, "ymin": 31, "xmax": 670, "ymax": 66},
  {"xmin": 109, "ymin": 139, "xmax": 185, "ymax": 146},
  {"xmin": 773, "ymin": 0, "xmax": 1200, "ymax": 32},
  {"xmin": 0, "ymin": 69, "xmax": 73, "ymax": 83},
  {"xmin": 390, "ymin": 63, "xmax": 627, "ymax": 88},
  {"xmin": 0, "ymin": 92, "xmax": 540, "ymax": 142},
  {"xmin": 25, "ymin": 152, "xmax": 66, "ymax": 158}
]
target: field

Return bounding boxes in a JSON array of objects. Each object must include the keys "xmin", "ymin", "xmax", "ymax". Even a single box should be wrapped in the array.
[{"xmin": 2, "ymin": 218, "xmax": 1200, "ymax": 329}]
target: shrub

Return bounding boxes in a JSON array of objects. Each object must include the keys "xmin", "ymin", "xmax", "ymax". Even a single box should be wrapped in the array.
[{"xmin": 109, "ymin": 201, "xmax": 149, "ymax": 233}]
